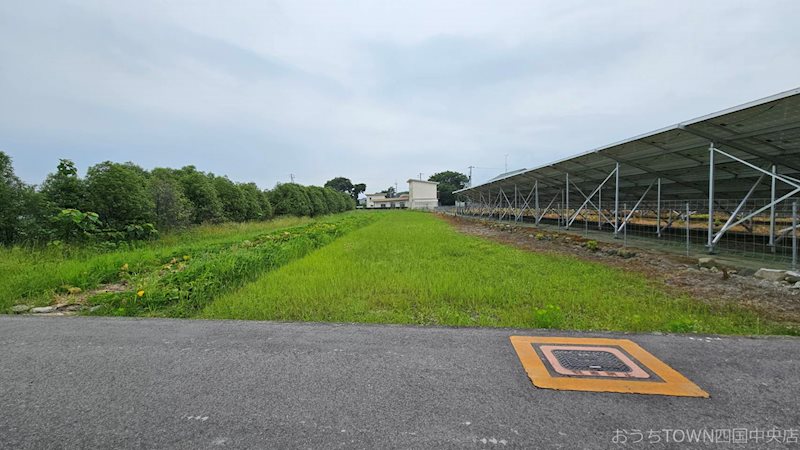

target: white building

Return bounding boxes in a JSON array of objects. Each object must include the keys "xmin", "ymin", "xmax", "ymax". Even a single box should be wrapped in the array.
[
  {"xmin": 407, "ymin": 179, "xmax": 439, "ymax": 210},
  {"xmin": 364, "ymin": 179, "xmax": 439, "ymax": 210},
  {"xmin": 365, "ymin": 193, "xmax": 409, "ymax": 209}
]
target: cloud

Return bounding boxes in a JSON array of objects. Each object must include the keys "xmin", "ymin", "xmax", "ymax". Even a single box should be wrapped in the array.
[{"xmin": 0, "ymin": 0, "xmax": 798, "ymax": 190}]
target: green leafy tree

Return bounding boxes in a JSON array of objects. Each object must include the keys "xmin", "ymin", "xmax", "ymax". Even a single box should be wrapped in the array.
[
  {"xmin": 305, "ymin": 186, "xmax": 329, "ymax": 216},
  {"xmin": 0, "ymin": 152, "xmax": 26, "ymax": 245},
  {"xmin": 322, "ymin": 188, "xmax": 343, "ymax": 213},
  {"xmin": 85, "ymin": 161, "xmax": 155, "ymax": 229},
  {"xmin": 325, "ymin": 177, "xmax": 367, "ymax": 202},
  {"xmin": 50, "ymin": 209, "xmax": 102, "ymax": 243},
  {"xmin": 342, "ymin": 192, "xmax": 356, "ymax": 210},
  {"xmin": 150, "ymin": 168, "xmax": 193, "ymax": 230},
  {"xmin": 238, "ymin": 183, "xmax": 265, "ymax": 221},
  {"xmin": 382, "ymin": 186, "xmax": 397, "ymax": 198},
  {"xmin": 176, "ymin": 166, "xmax": 224, "ymax": 223},
  {"xmin": 16, "ymin": 187, "xmax": 50, "ymax": 244},
  {"xmin": 269, "ymin": 183, "xmax": 312, "ymax": 216},
  {"xmin": 212, "ymin": 176, "xmax": 248, "ymax": 222},
  {"xmin": 428, "ymin": 171, "xmax": 468, "ymax": 206},
  {"xmin": 40, "ymin": 159, "xmax": 85, "ymax": 211},
  {"xmin": 324, "ymin": 177, "xmax": 354, "ymax": 194},
  {"xmin": 259, "ymin": 190, "xmax": 274, "ymax": 219},
  {"xmin": 352, "ymin": 183, "xmax": 366, "ymax": 201}
]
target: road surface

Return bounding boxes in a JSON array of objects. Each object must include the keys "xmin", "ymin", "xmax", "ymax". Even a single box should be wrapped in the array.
[{"xmin": 1, "ymin": 316, "xmax": 798, "ymax": 448}]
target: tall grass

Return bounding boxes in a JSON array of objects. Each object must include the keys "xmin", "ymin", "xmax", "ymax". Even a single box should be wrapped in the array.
[
  {"xmin": 90, "ymin": 214, "xmax": 374, "ymax": 317},
  {"xmin": 204, "ymin": 211, "xmax": 795, "ymax": 335},
  {"xmin": 0, "ymin": 216, "xmax": 313, "ymax": 311}
]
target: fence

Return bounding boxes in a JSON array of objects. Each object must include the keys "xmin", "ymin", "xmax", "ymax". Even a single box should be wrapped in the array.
[{"xmin": 455, "ymin": 197, "xmax": 799, "ymax": 269}]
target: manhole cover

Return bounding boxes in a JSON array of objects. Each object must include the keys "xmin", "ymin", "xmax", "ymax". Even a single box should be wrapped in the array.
[
  {"xmin": 552, "ymin": 349, "xmax": 632, "ymax": 373},
  {"xmin": 540, "ymin": 345, "xmax": 650, "ymax": 378}
]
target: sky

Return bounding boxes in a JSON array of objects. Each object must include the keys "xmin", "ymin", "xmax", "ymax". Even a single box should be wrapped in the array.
[{"xmin": 1, "ymin": 1, "xmax": 799, "ymax": 192}]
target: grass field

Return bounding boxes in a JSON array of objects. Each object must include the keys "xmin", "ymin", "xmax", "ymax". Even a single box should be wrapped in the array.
[
  {"xmin": 204, "ymin": 211, "xmax": 794, "ymax": 335},
  {"xmin": 0, "ymin": 215, "xmax": 369, "ymax": 315}
]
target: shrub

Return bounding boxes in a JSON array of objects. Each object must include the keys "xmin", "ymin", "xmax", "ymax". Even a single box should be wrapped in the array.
[
  {"xmin": 50, "ymin": 209, "xmax": 102, "ymax": 243},
  {"xmin": 269, "ymin": 183, "xmax": 312, "ymax": 216},
  {"xmin": 176, "ymin": 166, "xmax": 224, "ymax": 223},
  {"xmin": 259, "ymin": 190, "xmax": 274, "ymax": 219},
  {"xmin": 322, "ymin": 188, "xmax": 343, "ymax": 213},
  {"xmin": 150, "ymin": 169, "xmax": 193, "ymax": 230},
  {"xmin": 306, "ymin": 186, "xmax": 329, "ymax": 216},
  {"xmin": 85, "ymin": 161, "xmax": 155, "ymax": 228},
  {"xmin": 238, "ymin": 182, "xmax": 265, "ymax": 221},
  {"xmin": 213, "ymin": 176, "xmax": 248, "ymax": 222},
  {"xmin": 40, "ymin": 159, "xmax": 85, "ymax": 211}
]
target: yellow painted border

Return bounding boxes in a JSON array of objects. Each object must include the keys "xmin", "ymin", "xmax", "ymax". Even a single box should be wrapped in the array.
[{"xmin": 510, "ymin": 336, "xmax": 709, "ymax": 398}]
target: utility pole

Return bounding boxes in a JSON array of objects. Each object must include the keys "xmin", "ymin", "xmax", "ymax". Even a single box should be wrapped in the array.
[
  {"xmin": 418, "ymin": 172, "xmax": 423, "ymax": 180},
  {"xmin": 467, "ymin": 166, "xmax": 475, "ymax": 187},
  {"xmin": 290, "ymin": 173, "xmax": 295, "ymax": 183}
]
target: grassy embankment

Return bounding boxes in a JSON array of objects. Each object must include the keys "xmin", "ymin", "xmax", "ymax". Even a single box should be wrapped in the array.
[
  {"xmin": 1, "ymin": 213, "xmax": 373, "ymax": 316},
  {"xmin": 205, "ymin": 210, "xmax": 795, "ymax": 335}
]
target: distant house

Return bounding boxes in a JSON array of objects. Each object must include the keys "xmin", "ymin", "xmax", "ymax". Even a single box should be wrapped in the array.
[
  {"xmin": 365, "ymin": 193, "xmax": 409, "ymax": 209},
  {"xmin": 365, "ymin": 179, "xmax": 439, "ymax": 210},
  {"xmin": 407, "ymin": 179, "xmax": 438, "ymax": 210}
]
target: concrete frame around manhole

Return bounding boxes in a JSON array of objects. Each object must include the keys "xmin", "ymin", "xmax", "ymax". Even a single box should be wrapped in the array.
[{"xmin": 510, "ymin": 336, "xmax": 709, "ymax": 397}]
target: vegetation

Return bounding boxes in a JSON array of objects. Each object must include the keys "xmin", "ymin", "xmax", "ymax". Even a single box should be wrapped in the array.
[
  {"xmin": 0, "ymin": 214, "xmax": 373, "ymax": 315},
  {"xmin": 428, "ymin": 170, "xmax": 469, "ymax": 205},
  {"xmin": 204, "ymin": 211, "xmax": 794, "ymax": 335},
  {"xmin": 0, "ymin": 151, "xmax": 356, "ymax": 248},
  {"xmin": 324, "ymin": 176, "xmax": 366, "ymax": 202}
]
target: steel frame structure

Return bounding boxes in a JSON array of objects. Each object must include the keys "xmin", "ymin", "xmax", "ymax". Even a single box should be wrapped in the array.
[{"xmin": 454, "ymin": 88, "xmax": 800, "ymax": 265}]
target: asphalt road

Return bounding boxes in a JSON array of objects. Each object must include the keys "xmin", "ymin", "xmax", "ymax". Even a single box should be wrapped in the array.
[{"xmin": 1, "ymin": 316, "xmax": 798, "ymax": 449}]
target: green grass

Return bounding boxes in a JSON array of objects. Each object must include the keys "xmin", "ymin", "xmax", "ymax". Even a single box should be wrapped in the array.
[
  {"xmin": 0, "ymin": 216, "xmax": 319, "ymax": 312},
  {"xmin": 204, "ymin": 211, "xmax": 796, "ymax": 335}
]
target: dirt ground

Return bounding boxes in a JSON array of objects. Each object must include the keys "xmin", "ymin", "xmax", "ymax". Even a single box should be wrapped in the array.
[{"xmin": 440, "ymin": 214, "xmax": 800, "ymax": 327}]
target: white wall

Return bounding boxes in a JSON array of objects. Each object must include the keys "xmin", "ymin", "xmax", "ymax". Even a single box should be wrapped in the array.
[{"xmin": 408, "ymin": 180, "xmax": 438, "ymax": 210}]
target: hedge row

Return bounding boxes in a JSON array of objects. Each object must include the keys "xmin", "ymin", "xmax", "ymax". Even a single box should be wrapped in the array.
[{"xmin": 0, "ymin": 152, "xmax": 355, "ymax": 246}]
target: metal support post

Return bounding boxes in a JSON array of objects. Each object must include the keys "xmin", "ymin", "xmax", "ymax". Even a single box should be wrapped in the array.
[
  {"xmin": 686, "ymin": 202, "xmax": 690, "ymax": 256},
  {"xmin": 656, "ymin": 178, "xmax": 661, "ymax": 238},
  {"xmin": 623, "ymin": 202, "xmax": 627, "ymax": 247},
  {"xmin": 707, "ymin": 143, "xmax": 715, "ymax": 253},
  {"xmin": 614, "ymin": 163, "xmax": 620, "ymax": 237},
  {"xmin": 514, "ymin": 184, "xmax": 519, "ymax": 222},
  {"xmin": 598, "ymin": 186, "xmax": 602, "ymax": 230},
  {"xmin": 769, "ymin": 165, "xmax": 777, "ymax": 250},
  {"xmin": 565, "ymin": 173, "xmax": 570, "ymax": 229},
  {"xmin": 794, "ymin": 201, "xmax": 798, "ymax": 271},
  {"xmin": 534, "ymin": 180, "xmax": 540, "ymax": 225}
]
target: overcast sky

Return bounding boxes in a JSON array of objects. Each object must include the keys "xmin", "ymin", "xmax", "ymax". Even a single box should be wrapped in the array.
[{"xmin": 1, "ymin": 1, "xmax": 798, "ymax": 192}]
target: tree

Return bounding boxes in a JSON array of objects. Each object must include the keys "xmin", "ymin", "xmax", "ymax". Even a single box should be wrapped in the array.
[
  {"xmin": 259, "ymin": 190, "xmax": 274, "ymax": 219},
  {"xmin": 322, "ymin": 188, "xmax": 343, "ymax": 213},
  {"xmin": 85, "ymin": 161, "xmax": 155, "ymax": 229},
  {"xmin": 0, "ymin": 152, "xmax": 25, "ymax": 245},
  {"xmin": 325, "ymin": 177, "xmax": 366, "ymax": 202},
  {"xmin": 382, "ymin": 186, "xmax": 396, "ymax": 198},
  {"xmin": 324, "ymin": 177, "xmax": 353, "ymax": 194},
  {"xmin": 176, "ymin": 166, "xmax": 224, "ymax": 223},
  {"xmin": 150, "ymin": 168, "xmax": 193, "ymax": 230},
  {"xmin": 352, "ymin": 183, "xmax": 366, "ymax": 201},
  {"xmin": 428, "ymin": 171, "xmax": 469, "ymax": 206},
  {"xmin": 40, "ymin": 159, "xmax": 84, "ymax": 211},
  {"xmin": 212, "ymin": 176, "xmax": 248, "ymax": 222},
  {"xmin": 269, "ymin": 183, "xmax": 312, "ymax": 216},
  {"xmin": 306, "ymin": 186, "xmax": 329, "ymax": 216},
  {"xmin": 238, "ymin": 183, "xmax": 264, "ymax": 221}
]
